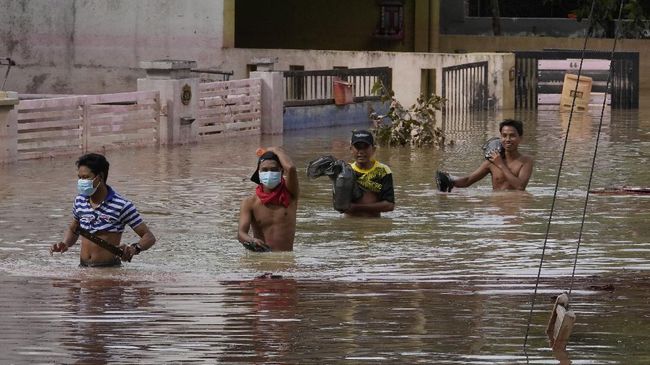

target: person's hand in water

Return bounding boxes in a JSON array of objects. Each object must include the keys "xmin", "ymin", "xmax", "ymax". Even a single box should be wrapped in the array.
[
  {"xmin": 118, "ymin": 243, "xmax": 139, "ymax": 262},
  {"xmin": 435, "ymin": 170, "xmax": 454, "ymax": 192},
  {"xmin": 241, "ymin": 238, "xmax": 271, "ymax": 252},
  {"xmin": 50, "ymin": 242, "xmax": 69, "ymax": 255}
]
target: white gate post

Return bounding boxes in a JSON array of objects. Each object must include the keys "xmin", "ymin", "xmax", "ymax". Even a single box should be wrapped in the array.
[
  {"xmin": 137, "ymin": 60, "xmax": 199, "ymax": 144},
  {"xmin": 251, "ymin": 71, "xmax": 284, "ymax": 135},
  {"xmin": 0, "ymin": 91, "xmax": 19, "ymax": 164}
]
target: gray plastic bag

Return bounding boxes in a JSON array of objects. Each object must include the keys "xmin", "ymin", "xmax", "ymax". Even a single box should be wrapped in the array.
[
  {"xmin": 482, "ymin": 137, "xmax": 505, "ymax": 160},
  {"xmin": 307, "ymin": 155, "xmax": 362, "ymax": 213},
  {"xmin": 307, "ymin": 155, "xmax": 338, "ymax": 179},
  {"xmin": 332, "ymin": 160, "xmax": 363, "ymax": 213}
]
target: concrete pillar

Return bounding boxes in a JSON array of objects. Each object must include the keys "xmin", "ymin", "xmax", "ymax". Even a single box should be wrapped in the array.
[
  {"xmin": 414, "ymin": 0, "xmax": 430, "ymax": 52},
  {"xmin": 501, "ymin": 53, "xmax": 516, "ymax": 110},
  {"xmin": 222, "ymin": 0, "xmax": 235, "ymax": 48},
  {"xmin": 137, "ymin": 60, "xmax": 199, "ymax": 145},
  {"xmin": 251, "ymin": 71, "xmax": 284, "ymax": 135},
  {"xmin": 429, "ymin": 0, "xmax": 441, "ymax": 52},
  {"xmin": 0, "ymin": 91, "xmax": 19, "ymax": 164},
  {"xmin": 415, "ymin": 0, "xmax": 441, "ymax": 53},
  {"xmin": 490, "ymin": 53, "xmax": 515, "ymax": 110}
]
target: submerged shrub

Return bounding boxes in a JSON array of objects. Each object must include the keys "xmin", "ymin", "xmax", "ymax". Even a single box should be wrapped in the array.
[{"xmin": 369, "ymin": 80, "xmax": 450, "ymax": 148}]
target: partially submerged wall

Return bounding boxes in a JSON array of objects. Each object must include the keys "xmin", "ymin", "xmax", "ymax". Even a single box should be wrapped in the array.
[
  {"xmin": 223, "ymin": 48, "xmax": 515, "ymax": 109},
  {"xmin": 284, "ymin": 101, "xmax": 387, "ymax": 131}
]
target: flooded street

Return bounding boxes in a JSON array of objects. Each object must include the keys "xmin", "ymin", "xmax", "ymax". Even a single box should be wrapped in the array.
[{"xmin": 1, "ymin": 109, "xmax": 649, "ymax": 364}]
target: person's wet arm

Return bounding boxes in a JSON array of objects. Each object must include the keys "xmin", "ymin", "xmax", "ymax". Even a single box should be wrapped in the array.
[
  {"xmin": 50, "ymin": 219, "xmax": 80, "ymax": 254},
  {"xmin": 267, "ymin": 146, "xmax": 299, "ymax": 199},
  {"xmin": 347, "ymin": 200, "xmax": 394, "ymax": 214},
  {"xmin": 132, "ymin": 223, "xmax": 156, "ymax": 250},
  {"xmin": 237, "ymin": 197, "xmax": 263, "ymax": 244},
  {"xmin": 120, "ymin": 222, "xmax": 155, "ymax": 261},
  {"xmin": 452, "ymin": 161, "xmax": 491, "ymax": 188}
]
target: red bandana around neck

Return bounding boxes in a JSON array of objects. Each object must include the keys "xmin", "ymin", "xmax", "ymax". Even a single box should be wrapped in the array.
[{"xmin": 255, "ymin": 178, "xmax": 292, "ymax": 208}]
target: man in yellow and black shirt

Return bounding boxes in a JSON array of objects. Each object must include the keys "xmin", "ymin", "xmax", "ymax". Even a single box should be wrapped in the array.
[{"xmin": 345, "ymin": 130, "xmax": 395, "ymax": 217}]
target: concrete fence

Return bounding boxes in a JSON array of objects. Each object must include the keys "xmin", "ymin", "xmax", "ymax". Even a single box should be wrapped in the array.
[
  {"xmin": 1, "ymin": 60, "xmax": 272, "ymax": 164},
  {"xmin": 2, "ymin": 51, "xmax": 515, "ymax": 163},
  {"xmin": 197, "ymin": 78, "xmax": 262, "ymax": 138},
  {"xmin": 5, "ymin": 91, "xmax": 160, "ymax": 162},
  {"xmin": 222, "ymin": 48, "xmax": 515, "ymax": 110}
]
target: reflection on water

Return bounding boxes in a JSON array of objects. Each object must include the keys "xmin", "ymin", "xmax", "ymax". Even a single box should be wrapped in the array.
[
  {"xmin": 0, "ymin": 109, "xmax": 649, "ymax": 363},
  {"xmin": 2, "ymin": 275, "xmax": 649, "ymax": 364}
]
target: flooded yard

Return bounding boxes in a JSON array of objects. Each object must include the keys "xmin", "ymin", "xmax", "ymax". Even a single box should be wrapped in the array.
[{"xmin": 0, "ymin": 109, "xmax": 649, "ymax": 364}]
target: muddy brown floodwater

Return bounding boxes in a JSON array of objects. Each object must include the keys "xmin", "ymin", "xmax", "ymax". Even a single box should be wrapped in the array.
[{"xmin": 1, "ymin": 109, "xmax": 649, "ymax": 364}]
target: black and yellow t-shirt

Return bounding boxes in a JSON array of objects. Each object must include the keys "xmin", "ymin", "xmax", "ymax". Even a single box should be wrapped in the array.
[{"xmin": 350, "ymin": 160, "xmax": 395, "ymax": 203}]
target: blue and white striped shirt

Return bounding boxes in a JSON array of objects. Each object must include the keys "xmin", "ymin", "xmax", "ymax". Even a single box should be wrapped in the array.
[{"xmin": 73, "ymin": 186, "xmax": 143, "ymax": 233}]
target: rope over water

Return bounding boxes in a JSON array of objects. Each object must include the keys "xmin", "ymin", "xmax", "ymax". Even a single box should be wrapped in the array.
[
  {"xmin": 568, "ymin": 0, "xmax": 626, "ymax": 298},
  {"xmin": 523, "ymin": 0, "xmax": 626, "ymax": 350}
]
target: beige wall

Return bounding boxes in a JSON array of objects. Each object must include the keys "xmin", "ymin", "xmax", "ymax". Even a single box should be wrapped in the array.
[
  {"xmin": 223, "ymin": 48, "xmax": 514, "ymax": 109},
  {"xmin": 440, "ymin": 35, "xmax": 649, "ymax": 99},
  {"xmin": 0, "ymin": 0, "xmax": 224, "ymax": 94}
]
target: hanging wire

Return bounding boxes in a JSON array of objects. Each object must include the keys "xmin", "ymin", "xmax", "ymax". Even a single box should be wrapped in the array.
[
  {"xmin": 1, "ymin": 57, "xmax": 16, "ymax": 90},
  {"xmin": 522, "ymin": 0, "xmax": 597, "ymax": 350},
  {"xmin": 568, "ymin": 0, "xmax": 626, "ymax": 296}
]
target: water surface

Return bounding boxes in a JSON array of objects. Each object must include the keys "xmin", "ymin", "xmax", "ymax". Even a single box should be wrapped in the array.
[{"xmin": 0, "ymin": 109, "xmax": 649, "ymax": 364}]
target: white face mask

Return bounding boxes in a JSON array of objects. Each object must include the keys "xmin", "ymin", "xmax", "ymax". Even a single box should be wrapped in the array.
[
  {"xmin": 77, "ymin": 176, "xmax": 98, "ymax": 196},
  {"xmin": 259, "ymin": 171, "xmax": 282, "ymax": 189}
]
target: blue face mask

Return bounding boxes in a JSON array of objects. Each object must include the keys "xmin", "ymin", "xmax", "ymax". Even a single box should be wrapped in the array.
[
  {"xmin": 259, "ymin": 171, "xmax": 282, "ymax": 189},
  {"xmin": 77, "ymin": 176, "xmax": 98, "ymax": 197}
]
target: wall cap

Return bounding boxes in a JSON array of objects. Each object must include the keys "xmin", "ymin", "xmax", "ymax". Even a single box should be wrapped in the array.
[
  {"xmin": 0, "ymin": 91, "xmax": 19, "ymax": 105},
  {"xmin": 140, "ymin": 60, "xmax": 198, "ymax": 70}
]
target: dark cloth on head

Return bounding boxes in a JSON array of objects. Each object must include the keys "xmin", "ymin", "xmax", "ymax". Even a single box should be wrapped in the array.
[{"xmin": 251, "ymin": 151, "xmax": 281, "ymax": 184}]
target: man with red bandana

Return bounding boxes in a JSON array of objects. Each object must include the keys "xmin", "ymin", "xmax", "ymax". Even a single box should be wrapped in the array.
[{"xmin": 238, "ymin": 147, "xmax": 299, "ymax": 252}]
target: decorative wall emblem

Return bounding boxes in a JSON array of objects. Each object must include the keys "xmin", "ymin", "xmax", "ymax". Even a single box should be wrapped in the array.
[{"xmin": 181, "ymin": 84, "xmax": 192, "ymax": 105}]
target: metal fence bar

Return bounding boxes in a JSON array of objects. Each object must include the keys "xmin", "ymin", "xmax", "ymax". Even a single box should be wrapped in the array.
[
  {"xmin": 282, "ymin": 67, "xmax": 392, "ymax": 107},
  {"xmin": 514, "ymin": 50, "xmax": 639, "ymax": 109},
  {"xmin": 441, "ymin": 61, "xmax": 489, "ymax": 114}
]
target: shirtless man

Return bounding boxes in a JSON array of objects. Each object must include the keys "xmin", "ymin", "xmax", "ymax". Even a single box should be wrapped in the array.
[
  {"xmin": 50, "ymin": 153, "xmax": 156, "ymax": 266},
  {"xmin": 441, "ymin": 119, "xmax": 533, "ymax": 191},
  {"xmin": 345, "ymin": 130, "xmax": 395, "ymax": 217},
  {"xmin": 238, "ymin": 147, "xmax": 299, "ymax": 252}
]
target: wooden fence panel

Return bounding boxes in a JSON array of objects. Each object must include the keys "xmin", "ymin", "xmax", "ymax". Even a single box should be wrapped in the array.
[
  {"xmin": 198, "ymin": 78, "xmax": 262, "ymax": 138},
  {"xmin": 16, "ymin": 96, "xmax": 85, "ymax": 160},
  {"xmin": 15, "ymin": 91, "xmax": 159, "ymax": 160},
  {"xmin": 86, "ymin": 91, "xmax": 159, "ymax": 151}
]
